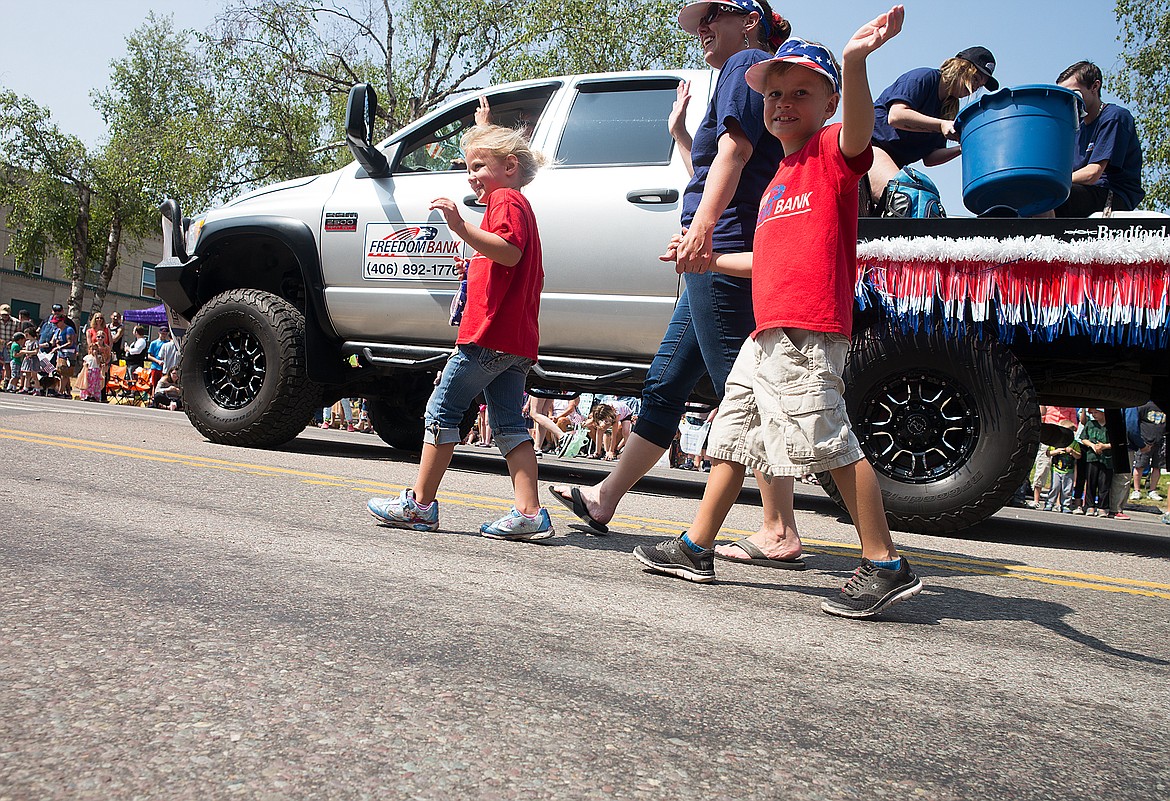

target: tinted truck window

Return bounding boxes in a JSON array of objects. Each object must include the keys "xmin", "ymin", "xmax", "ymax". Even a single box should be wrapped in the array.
[{"xmin": 556, "ymin": 82, "xmax": 679, "ymax": 166}]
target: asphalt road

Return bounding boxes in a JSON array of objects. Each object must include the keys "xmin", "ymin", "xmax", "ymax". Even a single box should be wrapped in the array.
[{"xmin": 2, "ymin": 394, "xmax": 1168, "ymax": 801}]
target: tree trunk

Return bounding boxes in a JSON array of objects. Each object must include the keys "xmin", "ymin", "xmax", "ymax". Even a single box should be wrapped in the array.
[
  {"xmin": 67, "ymin": 183, "xmax": 91, "ymax": 320},
  {"xmin": 91, "ymin": 212, "xmax": 123, "ymax": 314},
  {"xmin": 382, "ymin": 1, "xmax": 396, "ymax": 132}
]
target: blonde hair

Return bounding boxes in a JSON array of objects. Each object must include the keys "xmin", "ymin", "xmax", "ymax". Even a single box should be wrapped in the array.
[
  {"xmin": 460, "ymin": 124, "xmax": 547, "ymax": 187},
  {"xmin": 939, "ymin": 57, "xmax": 983, "ymax": 119}
]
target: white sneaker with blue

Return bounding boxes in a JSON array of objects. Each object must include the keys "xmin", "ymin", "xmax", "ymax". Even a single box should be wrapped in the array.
[
  {"xmin": 367, "ymin": 489, "xmax": 439, "ymax": 531},
  {"xmin": 480, "ymin": 507, "xmax": 554, "ymax": 541}
]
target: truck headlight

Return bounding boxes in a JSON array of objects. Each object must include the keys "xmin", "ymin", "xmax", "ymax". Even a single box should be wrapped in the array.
[{"xmin": 186, "ymin": 218, "xmax": 206, "ymax": 253}]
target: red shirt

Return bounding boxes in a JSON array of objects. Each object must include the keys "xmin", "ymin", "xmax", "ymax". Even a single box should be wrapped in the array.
[
  {"xmin": 751, "ymin": 124, "xmax": 872, "ymax": 337},
  {"xmin": 456, "ymin": 188, "xmax": 543, "ymax": 360}
]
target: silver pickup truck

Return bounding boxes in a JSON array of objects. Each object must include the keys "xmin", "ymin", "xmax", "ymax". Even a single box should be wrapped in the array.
[{"xmin": 157, "ymin": 71, "xmax": 1170, "ymax": 536}]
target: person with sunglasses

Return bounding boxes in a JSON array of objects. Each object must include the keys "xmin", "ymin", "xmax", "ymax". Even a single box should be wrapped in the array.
[{"xmin": 550, "ymin": 1, "xmax": 809, "ymax": 570}]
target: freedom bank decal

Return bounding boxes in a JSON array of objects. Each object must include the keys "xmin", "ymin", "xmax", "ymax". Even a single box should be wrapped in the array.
[{"xmin": 363, "ymin": 223, "xmax": 464, "ymax": 280}]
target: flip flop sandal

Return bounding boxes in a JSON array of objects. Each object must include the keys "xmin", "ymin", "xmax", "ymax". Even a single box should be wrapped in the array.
[
  {"xmin": 546, "ymin": 485, "xmax": 609, "ymax": 533},
  {"xmin": 714, "ymin": 537, "xmax": 807, "ymax": 570}
]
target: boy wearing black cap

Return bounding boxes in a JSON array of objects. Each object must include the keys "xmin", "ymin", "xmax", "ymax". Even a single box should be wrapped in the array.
[{"xmin": 641, "ymin": 6, "xmax": 923, "ymax": 619}]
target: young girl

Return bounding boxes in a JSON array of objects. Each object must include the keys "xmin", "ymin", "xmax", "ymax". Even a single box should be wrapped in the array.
[
  {"xmin": 81, "ymin": 343, "xmax": 104, "ymax": 401},
  {"xmin": 367, "ymin": 124, "xmax": 552, "ymax": 540}
]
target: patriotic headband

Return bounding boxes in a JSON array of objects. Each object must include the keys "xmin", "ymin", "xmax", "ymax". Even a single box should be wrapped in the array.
[
  {"xmin": 677, "ymin": 0, "xmax": 774, "ymax": 40},
  {"xmin": 745, "ymin": 37, "xmax": 841, "ymax": 95}
]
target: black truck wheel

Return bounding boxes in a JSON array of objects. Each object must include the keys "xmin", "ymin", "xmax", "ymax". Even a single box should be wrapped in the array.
[
  {"xmin": 367, "ymin": 393, "xmax": 478, "ymax": 453},
  {"xmin": 181, "ymin": 289, "xmax": 322, "ymax": 448},
  {"xmin": 367, "ymin": 397, "xmax": 426, "ymax": 452},
  {"xmin": 819, "ymin": 326, "xmax": 1039, "ymax": 534}
]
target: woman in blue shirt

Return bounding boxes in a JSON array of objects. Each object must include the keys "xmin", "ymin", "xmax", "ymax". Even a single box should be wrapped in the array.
[
  {"xmin": 866, "ymin": 46, "xmax": 999, "ymax": 212},
  {"xmin": 550, "ymin": 0, "xmax": 806, "ymax": 565}
]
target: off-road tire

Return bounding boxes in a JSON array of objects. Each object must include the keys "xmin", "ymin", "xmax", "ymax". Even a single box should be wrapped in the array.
[
  {"xmin": 818, "ymin": 326, "xmax": 1039, "ymax": 535},
  {"xmin": 367, "ymin": 395, "xmax": 478, "ymax": 453},
  {"xmin": 182, "ymin": 288, "xmax": 322, "ymax": 448}
]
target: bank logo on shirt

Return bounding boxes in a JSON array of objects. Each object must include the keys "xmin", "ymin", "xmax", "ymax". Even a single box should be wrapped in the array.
[{"xmin": 757, "ymin": 182, "xmax": 813, "ymax": 226}]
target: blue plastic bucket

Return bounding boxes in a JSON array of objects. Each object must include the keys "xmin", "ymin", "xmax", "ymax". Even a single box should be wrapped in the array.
[{"xmin": 955, "ymin": 84, "xmax": 1081, "ymax": 216}]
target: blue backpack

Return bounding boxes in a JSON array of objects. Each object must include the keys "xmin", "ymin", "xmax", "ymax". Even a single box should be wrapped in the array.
[{"xmin": 880, "ymin": 166, "xmax": 946, "ymax": 219}]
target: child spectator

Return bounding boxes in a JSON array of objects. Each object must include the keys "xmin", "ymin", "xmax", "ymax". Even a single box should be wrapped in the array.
[
  {"xmin": 638, "ymin": 8, "xmax": 921, "ymax": 618},
  {"xmin": 1045, "ymin": 428, "xmax": 1080, "ymax": 513},
  {"xmin": 367, "ymin": 124, "xmax": 553, "ymax": 540},
  {"xmin": 80, "ymin": 343, "xmax": 104, "ymax": 401},
  {"xmin": 11, "ymin": 332, "xmax": 32, "ymax": 393},
  {"xmin": 584, "ymin": 403, "xmax": 618, "ymax": 459},
  {"xmin": 1079, "ymin": 408, "xmax": 1113, "ymax": 516}
]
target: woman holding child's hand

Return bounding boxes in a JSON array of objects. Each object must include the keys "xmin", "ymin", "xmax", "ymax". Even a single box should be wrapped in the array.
[{"xmin": 550, "ymin": 1, "xmax": 807, "ymax": 564}]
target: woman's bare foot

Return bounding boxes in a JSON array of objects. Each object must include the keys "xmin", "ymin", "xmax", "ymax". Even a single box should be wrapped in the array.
[
  {"xmin": 714, "ymin": 527, "xmax": 803, "ymax": 562},
  {"xmin": 548, "ymin": 483, "xmax": 613, "ymax": 529}
]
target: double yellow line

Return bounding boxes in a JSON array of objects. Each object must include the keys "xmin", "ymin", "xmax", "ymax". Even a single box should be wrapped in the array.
[{"xmin": 4, "ymin": 426, "xmax": 1169, "ymax": 601}]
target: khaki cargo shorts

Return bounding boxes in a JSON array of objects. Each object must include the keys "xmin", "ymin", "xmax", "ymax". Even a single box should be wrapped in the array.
[{"xmin": 706, "ymin": 327, "xmax": 864, "ymax": 477}]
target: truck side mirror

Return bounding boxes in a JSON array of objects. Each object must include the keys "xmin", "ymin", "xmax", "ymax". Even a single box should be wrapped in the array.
[{"xmin": 345, "ymin": 83, "xmax": 390, "ymax": 178}]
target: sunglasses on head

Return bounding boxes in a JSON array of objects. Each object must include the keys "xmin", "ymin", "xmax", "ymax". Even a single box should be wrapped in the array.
[{"xmin": 700, "ymin": 4, "xmax": 748, "ymax": 26}]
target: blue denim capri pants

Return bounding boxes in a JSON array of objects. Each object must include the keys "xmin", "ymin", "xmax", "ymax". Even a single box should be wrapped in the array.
[{"xmin": 425, "ymin": 343, "xmax": 534, "ymax": 456}]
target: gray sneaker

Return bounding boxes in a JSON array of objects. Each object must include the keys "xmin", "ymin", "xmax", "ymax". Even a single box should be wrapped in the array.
[
  {"xmin": 821, "ymin": 557, "xmax": 923, "ymax": 619},
  {"xmin": 633, "ymin": 534, "xmax": 715, "ymax": 583}
]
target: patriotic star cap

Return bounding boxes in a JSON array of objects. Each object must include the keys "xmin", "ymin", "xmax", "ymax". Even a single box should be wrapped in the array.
[
  {"xmin": 745, "ymin": 37, "xmax": 840, "ymax": 95},
  {"xmin": 678, "ymin": 0, "xmax": 771, "ymax": 38}
]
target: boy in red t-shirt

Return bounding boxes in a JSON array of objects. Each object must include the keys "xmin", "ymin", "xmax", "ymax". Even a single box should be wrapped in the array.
[
  {"xmin": 638, "ymin": 6, "xmax": 923, "ymax": 619},
  {"xmin": 367, "ymin": 124, "xmax": 555, "ymax": 540}
]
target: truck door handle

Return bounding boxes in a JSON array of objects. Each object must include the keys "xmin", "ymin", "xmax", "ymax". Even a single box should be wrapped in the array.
[
  {"xmin": 627, "ymin": 189, "xmax": 679, "ymax": 204},
  {"xmin": 463, "ymin": 194, "xmax": 486, "ymax": 208}
]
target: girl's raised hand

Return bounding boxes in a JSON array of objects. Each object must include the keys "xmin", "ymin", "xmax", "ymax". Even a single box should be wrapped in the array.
[
  {"xmin": 843, "ymin": 5, "xmax": 904, "ymax": 60},
  {"xmin": 430, "ymin": 197, "xmax": 465, "ymax": 230}
]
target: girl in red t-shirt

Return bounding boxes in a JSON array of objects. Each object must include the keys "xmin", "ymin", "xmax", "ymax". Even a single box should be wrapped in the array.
[{"xmin": 367, "ymin": 125, "xmax": 556, "ymax": 541}]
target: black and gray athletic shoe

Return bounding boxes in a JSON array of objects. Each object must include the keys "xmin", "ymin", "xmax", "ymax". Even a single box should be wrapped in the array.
[
  {"xmin": 633, "ymin": 535, "xmax": 715, "ymax": 583},
  {"xmin": 821, "ymin": 557, "xmax": 923, "ymax": 619}
]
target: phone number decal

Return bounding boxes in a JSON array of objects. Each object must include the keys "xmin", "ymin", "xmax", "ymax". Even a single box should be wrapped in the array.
[
  {"xmin": 364, "ymin": 261, "xmax": 460, "ymax": 279},
  {"xmin": 363, "ymin": 221, "xmax": 464, "ymax": 281}
]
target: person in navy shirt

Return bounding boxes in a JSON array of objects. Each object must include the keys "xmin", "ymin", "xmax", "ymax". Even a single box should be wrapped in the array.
[
  {"xmin": 1054, "ymin": 61, "xmax": 1144, "ymax": 216},
  {"xmin": 866, "ymin": 46, "xmax": 998, "ymax": 212}
]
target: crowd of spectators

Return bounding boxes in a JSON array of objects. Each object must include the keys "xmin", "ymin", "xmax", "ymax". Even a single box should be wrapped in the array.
[
  {"xmin": 1, "ymin": 303, "xmax": 184, "ymax": 411},
  {"xmin": 466, "ymin": 391, "xmax": 721, "ymax": 471},
  {"xmin": 1025, "ymin": 404, "xmax": 1168, "ymax": 524}
]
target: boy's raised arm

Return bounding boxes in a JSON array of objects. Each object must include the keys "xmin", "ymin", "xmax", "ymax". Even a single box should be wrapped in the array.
[{"xmin": 839, "ymin": 5, "xmax": 905, "ymax": 159}]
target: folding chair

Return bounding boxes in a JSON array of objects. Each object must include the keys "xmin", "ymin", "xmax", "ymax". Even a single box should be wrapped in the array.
[
  {"xmin": 129, "ymin": 367, "xmax": 154, "ymax": 406},
  {"xmin": 105, "ymin": 364, "xmax": 133, "ymax": 404}
]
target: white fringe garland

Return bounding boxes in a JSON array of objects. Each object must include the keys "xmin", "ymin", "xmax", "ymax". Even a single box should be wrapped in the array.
[{"xmin": 855, "ymin": 236, "xmax": 1170, "ymax": 347}]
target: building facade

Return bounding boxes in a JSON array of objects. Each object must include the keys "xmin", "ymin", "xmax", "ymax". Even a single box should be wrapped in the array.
[{"xmin": 0, "ymin": 205, "xmax": 164, "ymax": 327}]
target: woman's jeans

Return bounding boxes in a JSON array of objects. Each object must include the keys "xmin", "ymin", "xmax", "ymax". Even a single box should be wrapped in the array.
[
  {"xmin": 634, "ymin": 271, "xmax": 756, "ymax": 449},
  {"xmin": 425, "ymin": 344, "xmax": 533, "ymax": 456}
]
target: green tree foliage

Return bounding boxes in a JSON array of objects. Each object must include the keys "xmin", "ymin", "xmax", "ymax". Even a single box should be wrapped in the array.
[
  {"xmin": 490, "ymin": 0, "xmax": 696, "ymax": 83},
  {"xmin": 0, "ymin": 92, "xmax": 97, "ymax": 317},
  {"xmin": 206, "ymin": 0, "xmax": 700, "ymax": 162},
  {"xmin": 89, "ymin": 14, "xmax": 230, "ymax": 311},
  {"xmin": 1113, "ymin": 0, "xmax": 1170, "ymax": 210}
]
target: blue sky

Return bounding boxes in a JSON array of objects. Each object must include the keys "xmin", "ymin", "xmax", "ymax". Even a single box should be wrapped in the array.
[{"xmin": 0, "ymin": 1, "xmax": 1123, "ymax": 216}]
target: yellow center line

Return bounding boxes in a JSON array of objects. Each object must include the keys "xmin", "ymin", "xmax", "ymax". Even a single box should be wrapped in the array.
[{"xmin": 6, "ymin": 426, "xmax": 1168, "ymax": 600}]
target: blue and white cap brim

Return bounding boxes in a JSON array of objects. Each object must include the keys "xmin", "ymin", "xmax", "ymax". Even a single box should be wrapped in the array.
[{"xmin": 745, "ymin": 37, "xmax": 840, "ymax": 94}]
